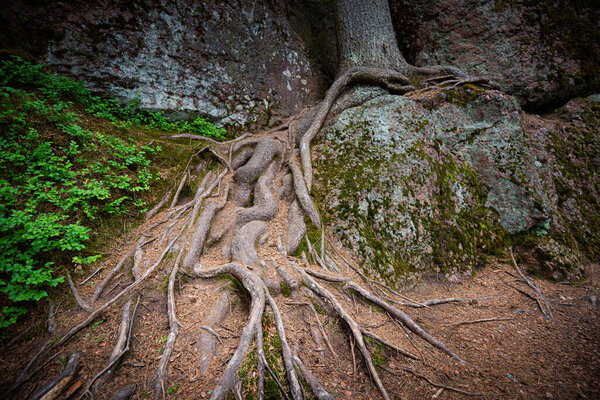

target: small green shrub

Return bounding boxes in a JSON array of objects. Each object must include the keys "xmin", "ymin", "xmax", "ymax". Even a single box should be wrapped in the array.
[{"xmin": 0, "ymin": 57, "xmax": 226, "ymax": 327}]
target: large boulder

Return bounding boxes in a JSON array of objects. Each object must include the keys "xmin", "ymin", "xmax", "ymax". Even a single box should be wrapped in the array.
[
  {"xmin": 0, "ymin": 0, "xmax": 326, "ymax": 127},
  {"xmin": 314, "ymin": 86, "xmax": 598, "ymax": 285},
  {"xmin": 390, "ymin": 0, "xmax": 600, "ymax": 110}
]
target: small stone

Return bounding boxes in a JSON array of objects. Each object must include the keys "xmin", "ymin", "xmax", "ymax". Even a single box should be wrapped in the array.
[
  {"xmin": 590, "ymin": 295, "xmax": 597, "ymax": 308},
  {"xmin": 545, "ymin": 392, "xmax": 554, "ymax": 398}
]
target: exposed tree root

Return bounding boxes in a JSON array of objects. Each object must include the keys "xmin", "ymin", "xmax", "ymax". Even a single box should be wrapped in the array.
[
  {"xmin": 109, "ymin": 384, "xmax": 136, "ymax": 400},
  {"xmin": 232, "ymin": 138, "xmax": 282, "ymax": 205},
  {"xmin": 194, "ymin": 263, "xmax": 266, "ymax": 400},
  {"xmin": 445, "ymin": 317, "xmax": 514, "ymax": 327},
  {"xmin": 154, "ymin": 246, "xmax": 185, "ymax": 400},
  {"xmin": 293, "ymin": 354, "xmax": 335, "ymax": 400},
  {"xmin": 265, "ymin": 292, "xmax": 303, "ymax": 400},
  {"xmin": 66, "ymin": 272, "xmax": 94, "ymax": 313},
  {"xmin": 510, "ymin": 247, "xmax": 553, "ymax": 319},
  {"xmin": 145, "ymin": 188, "xmax": 173, "ymax": 221},
  {"xmin": 9, "ymin": 64, "xmax": 524, "ymax": 400},
  {"xmin": 90, "ymin": 250, "xmax": 133, "ymax": 304},
  {"xmin": 344, "ymin": 281, "xmax": 466, "ymax": 364},
  {"xmin": 401, "ymin": 368, "xmax": 494, "ymax": 397},
  {"xmin": 79, "ymin": 295, "xmax": 140, "ymax": 399},
  {"xmin": 197, "ymin": 292, "xmax": 231, "ymax": 375},
  {"xmin": 30, "ymin": 352, "xmax": 80, "ymax": 400},
  {"xmin": 93, "ymin": 294, "xmax": 138, "ymax": 393},
  {"xmin": 295, "ymin": 266, "xmax": 392, "ymax": 400},
  {"xmin": 182, "ymin": 185, "xmax": 229, "ymax": 269},
  {"xmin": 286, "ymin": 200, "xmax": 307, "ymax": 255}
]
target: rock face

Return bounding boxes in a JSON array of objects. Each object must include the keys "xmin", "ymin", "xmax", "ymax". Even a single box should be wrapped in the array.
[
  {"xmin": 0, "ymin": 0, "xmax": 325, "ymax": 127},
  {"xmin": 518, "ymin": 97, "xmax": 600, "ymax": 280},
  {"xmin": 390, "ymin": 0, "xmax": 600, "ymax": 110},
  {"xmin": 2, "ymin": 0, "xmax": 598, "ymax": 118},
  {"xmin": 315, "ymin": 87, "xmax": 599, "ymax": 285}
]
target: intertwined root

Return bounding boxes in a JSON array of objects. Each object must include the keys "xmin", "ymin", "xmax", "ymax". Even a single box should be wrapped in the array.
[{"xmin": 7, "ymin": 66, "xmax": 500, "ymax": 400}]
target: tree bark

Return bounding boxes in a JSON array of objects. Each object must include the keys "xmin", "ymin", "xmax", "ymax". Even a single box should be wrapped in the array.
[{"xmin": 335, "ymin": 0, "xmax": 409, "ymax": 75}]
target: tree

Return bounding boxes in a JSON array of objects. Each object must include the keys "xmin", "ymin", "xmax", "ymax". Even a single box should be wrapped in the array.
[
  {"xmin": 335, "ymin": 0, "xmax": 410, "ymax": 74},
  {"xmin": 9, "ymin": 2, "xmax": 501, "ymax": 400}
]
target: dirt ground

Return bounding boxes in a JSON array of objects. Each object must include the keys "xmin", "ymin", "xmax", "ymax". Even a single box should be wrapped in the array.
[{"xmin": 1, "ymin": 247, "xmax": 598, "ymax": 400}]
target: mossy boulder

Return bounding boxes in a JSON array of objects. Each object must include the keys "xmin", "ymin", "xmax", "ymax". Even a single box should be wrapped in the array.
[
  {"xmin": 518, "ymin": 96, "xmax": 600, "ymax": 279},
  {"xmin": 390, "ymin": 0, "xmax": 600, "ymax": 110},
  {"xmin": 314, "ymin": 86, "xmax": 595, "ymax": 286}
]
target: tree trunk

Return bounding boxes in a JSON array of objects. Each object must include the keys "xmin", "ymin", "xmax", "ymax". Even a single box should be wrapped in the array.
[{"xmin": 335, "ymin": 0, "xmax": 409, "ymax": 75}]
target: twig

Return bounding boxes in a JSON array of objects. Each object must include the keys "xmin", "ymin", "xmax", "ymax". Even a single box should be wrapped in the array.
[
  {"xmin": 509, "ymin": 247, "xmax": 552, "ymax": 319},
  {"xmin": 403, "ymin": 368, "xmax": 495, "ymax": 397},
  {"xmin": 445, "ymin": 317, "xmax": 514, "ymax": 327},
  {"xmin": 81, "ymin": 266, "xmax": 104, "ymax": 285},
  {"xmin": 261, "ymin": 353, "xmax": 290, "ymax": 400},
  {"xmin": 199, "ymin": 326, "xmax": 223, "ymax": 345}
]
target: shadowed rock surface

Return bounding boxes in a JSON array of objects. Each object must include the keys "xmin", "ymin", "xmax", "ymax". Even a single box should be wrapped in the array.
[{"xmin": 390, "ymin": 0, "xmax": 600, "ymax": 110}]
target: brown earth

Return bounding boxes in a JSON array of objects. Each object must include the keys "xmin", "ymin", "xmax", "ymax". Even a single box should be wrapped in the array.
[{"xmin": 1, "ymin": 209, "xmax": 598, "ymax": 400}]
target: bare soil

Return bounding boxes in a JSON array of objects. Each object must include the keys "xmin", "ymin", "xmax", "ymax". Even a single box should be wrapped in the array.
[{"xmin": 2, "ymin": 242, "xmax": 598, "ymax": 399}]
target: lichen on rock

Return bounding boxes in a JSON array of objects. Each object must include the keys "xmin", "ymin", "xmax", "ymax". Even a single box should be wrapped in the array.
[{"xmin": 314, "ymin": 85, "xmax": 596, "ymax": 286}]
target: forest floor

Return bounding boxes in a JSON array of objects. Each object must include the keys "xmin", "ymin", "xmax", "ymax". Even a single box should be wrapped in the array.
[{"xmin": 1, "ymin": 204, "xmax": 598, "ymax": 400}]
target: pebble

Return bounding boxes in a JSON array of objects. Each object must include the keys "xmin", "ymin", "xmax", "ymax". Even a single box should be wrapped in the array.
[{"xmin": 590, "ymin": 295, "xmax": 597, "ymax": 308}]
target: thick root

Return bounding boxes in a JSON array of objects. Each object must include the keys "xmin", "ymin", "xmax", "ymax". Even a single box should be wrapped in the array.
[
  {"xmin": 30, "ymin": 352, "xmax": 80, "ymax": 400},
  {"xmin": 294, "ymin": 266, "xmax": 392, "ymax": 400},
  {"xmin": 236, "ymin": 160, "xmax": 279, "ymax": 227},
  {"xmin": 182, "ymin": 185, "xmax": 229, "ymax": 270},
  {"xmin": 233, "ymin": 138, "xmax": 282, "ymax": 206},
  {"xmin": 194, "ymin": 263, "xmax": 266, "ymax": 400},
  {"xmin": 230, "ymin": 221, "xmax": 267, "ymax": 266},
  {"xmin": 197, "ymin": 291, "xmax": 231, "ymax": 375},
  {"xmin": 289, "ymin": 156, "xmax": 321, "ymax": 227},
  {"xmin": 299, "ymin": 66, "xmax": 412, "ymax": 190},
  {"xmin": 286, "ymin": 200, "xmax": 306, "ymax": 256},
  {"xmin": 154, "ymin": 246, "xmax": 185, "ymax": 400}
]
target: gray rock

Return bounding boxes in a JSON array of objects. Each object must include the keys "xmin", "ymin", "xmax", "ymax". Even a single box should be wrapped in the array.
[
  {"xmin": 1, "ymin": 0, "xmax": 325, "ymax": 128},
  {"xmin": 390, "ymin": 0, "xmax": 600, "ymax": 110},
  {"xmin": 316, "ymin": 87, "xmax": 597, "ymax": 285}
]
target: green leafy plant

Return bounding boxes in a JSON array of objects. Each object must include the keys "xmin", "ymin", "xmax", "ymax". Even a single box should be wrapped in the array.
[
  {"xmin": 168, "ymin": 385, "xmax": 179, "ymax": 395},
  {"xmin": 0, "ymin": 57, "xmax": 228, "ymax": 327}
]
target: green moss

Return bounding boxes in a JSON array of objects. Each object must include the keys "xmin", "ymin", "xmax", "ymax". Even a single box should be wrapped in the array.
[
  {"xmin": 444, "ymin": 86, "xmax": 484, "ymax": 108},
  {"xmin": 279, "ymin": 281, "xmax": 292, "ymax": 298},
  {"xmin": 294, "ymin": 221, "xmax": 322, "ymax": 258},
  {"xmin": 364, "ymin": 336, "xmax": 386, "ymax": 369},
  {"xmin": 310, "ymin": 299, "xmax": 325, "ymax": 316},
  {"xmin": 239, "ymin": 312, "xmax": 289, "ymax": 399},
  {"xmin": 546, "ymin": 99, "xmax": 600, "ymax": 260}
]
